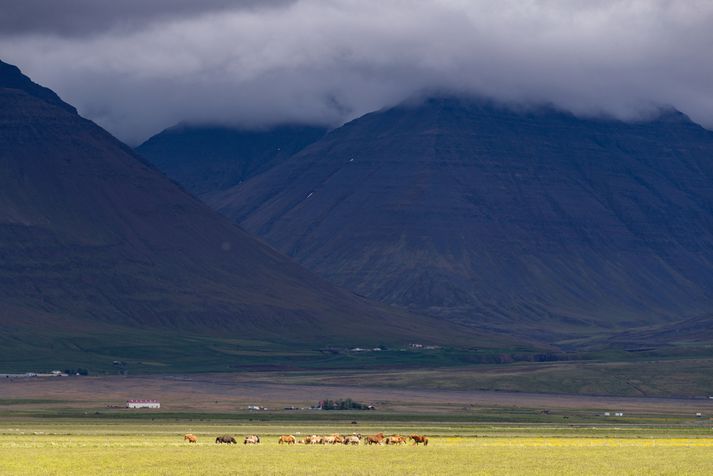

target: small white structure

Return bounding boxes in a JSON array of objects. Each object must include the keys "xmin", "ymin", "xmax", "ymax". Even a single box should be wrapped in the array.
[
  {"xmin": 614, "ymin": 412, "xmax": 624, "ymax": 417},
  {"xmin": 603, "ymin": 412, "xmax": 611, "ymax": 416},
  {"xmin": 126, "ymin": 399, "xmax": 160, "ymax": 409}
]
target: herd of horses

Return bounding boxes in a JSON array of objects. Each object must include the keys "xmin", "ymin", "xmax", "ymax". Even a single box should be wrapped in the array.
[{"xmin": 183, "ymin": 432, "xmax": 428, "ymax": 446}]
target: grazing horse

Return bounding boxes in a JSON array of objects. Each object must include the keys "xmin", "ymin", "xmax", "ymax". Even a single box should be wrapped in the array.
[
  {"xmin": 409, "ymin": 434, "xmax": 429, "ymax": 446},
  {"xmin": 343, "ymin": 434, "xmax": 361, "ymax": 445},
  {"xmin": 386, "ymin": 435, "xmax": 407, "ymax": 445},
  {"xmin": 366, "ymin": 432, "xmax": 385, "ymax": 445},
  {"xmin": 244, "ymin": 435, "xmax": 260, "ymax": 445},
  {"xmin": 307, "ymin": 435, "xmax": 322, "ymax": 444},
  {"xmin": 183, "ymin": 434, "xmax": 198, "ymax": 443},
  {"xmin": 278, "ymin": 435, "xmax": 296, "ymax": 444},
  {"xmin": 322, "ymin": 435, "xmax": 337, "ymax": 444},
  {"xmin": 215, "ymin": 435, "xmax": 237, "ymax": 444}
]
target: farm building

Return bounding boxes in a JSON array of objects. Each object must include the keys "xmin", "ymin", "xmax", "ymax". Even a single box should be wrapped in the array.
[{"xmin": 126, "ymin": 399, "xmax": 160, "ymax": 409}]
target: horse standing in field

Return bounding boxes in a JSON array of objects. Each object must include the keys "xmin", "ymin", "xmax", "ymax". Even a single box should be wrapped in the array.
[
  {"xmin": 322, "ymin": 433, "xmax": 343, "ymax": 445},
  {"xmin": 409, "ymin": 434, "xmax": 429, "ymax": 446},
  {"xmin": 386, "ymin": 435, "xmax": 407, "ymax": 445},
  {"xmin": 307, "ymin": 435, "xmax": 322, "ymax": 444},
  {"xmin": 215, "ymin": 435, "xmax": 237, "ymax": 444},
  {"xmin": 183, "ymin": 434, "xmax": 198, "ymax": 443},
  {"xmin": 278, "ymin": 435, "xmax": 296, "ymax": 444},
  {"xmin": 244, "ymin": 435, "xmax": 260, "ymax": 444},
  {"xmin": 366, "ymin": 432, "xmax": 385, "ymax": 445},
  {"xmin": 343, "ymin": 434, "xmax": 361, "ymax": 445}
]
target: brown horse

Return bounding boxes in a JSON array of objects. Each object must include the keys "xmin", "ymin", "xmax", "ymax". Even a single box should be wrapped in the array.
[
  {"xmin": 183, "ymin": 434, "xmax": 198, "ymax": 443},
  {"xmin": 409, "ymin": 434, "xmax": 429, "ymax": 446},
  {"xmin": 215, "ymin": 435, "xmax": 237, "ymax": 444},
  {"xmin": 366, "ymin": 432, "xmax": 385, "ymax": 445},
  {"xmin": 278, "ymin": 435, "xmax": 296, "ymax": 444},
  {"xmin": 386, "ymin": 435, "xmax": 407, "ymax": 445}
]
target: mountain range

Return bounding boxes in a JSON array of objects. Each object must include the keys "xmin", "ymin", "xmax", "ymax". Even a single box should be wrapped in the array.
[
  {"xmin": 4, "ymin": 53, "xmax": 713, "ymax": 375},
  {"xmin": 0, "ymin": 60, "xmax": 484, "ymax": 371},
  {"xmin": 137, "ymin": 123, "xmax": 326, "ymax": 197},
  {"xmin": 144, "ymin": 97, "xmax": 713, "ymax": 341}
]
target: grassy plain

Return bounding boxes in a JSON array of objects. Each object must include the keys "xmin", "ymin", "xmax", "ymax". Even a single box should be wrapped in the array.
[
  {"xmin": 4, "ymin": 326, "xmax": 713, "ymax": 398},
  {"xmin": 3, "ymin": 372, "xmax": 713, "ymax": 474},
  {"xmin": 258, "ymin": 358, "xmax": 713, "ymax": 397},
  {"xmin": 1, "ymin": 419, "xmax": 713, "ymax": 475}
]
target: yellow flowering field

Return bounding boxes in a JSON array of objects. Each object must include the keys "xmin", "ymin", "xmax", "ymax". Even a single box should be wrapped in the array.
[{"xmin": 2, "ymin": 429, "xmax": 713, "ymax": 475}]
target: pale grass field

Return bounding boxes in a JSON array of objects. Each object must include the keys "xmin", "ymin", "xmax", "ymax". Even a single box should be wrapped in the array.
[{"xmin": 2, "ymin": 432, "xmax": 713, "ymax": 475}]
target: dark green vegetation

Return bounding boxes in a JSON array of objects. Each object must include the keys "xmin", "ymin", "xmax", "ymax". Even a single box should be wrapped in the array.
[
  {"xmin": 0, "ymin": 405, "xmax": 710, "ymax": 432},
  {"xmin": 0, "ymin": 325, "xmax": 536, "ymax": 374},
  {"xmin": 137, "ymin": 123, "xmax": 326, "ymax": 197},
  {"xmin": 0, "ymin": 59, "xmax": 504, "ymax": 373},
  {"xmin": 0, "ymin": 412, "xmax": 705, "ymax": 430},
  {"xmin": 203, "ymin": 97, "xmax": 713, "ymax": 345},
  {"xmin": 317, "ymin": 398, "xmax": 373, "ymax": 410}
]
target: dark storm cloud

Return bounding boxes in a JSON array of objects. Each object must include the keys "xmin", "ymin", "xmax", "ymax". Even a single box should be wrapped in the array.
[
  {"xmin": 0, "ymin": 0, "xmax": 294, "ymax": 36},
  {"xmin": 1, "ymin": 0, "xmax": 712, "ymax": 144}
]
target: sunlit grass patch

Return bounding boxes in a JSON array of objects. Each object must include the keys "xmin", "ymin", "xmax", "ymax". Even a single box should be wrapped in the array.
[{"xmin": 2, "ymin": 425, "xmax": 713, "ymax": 475}]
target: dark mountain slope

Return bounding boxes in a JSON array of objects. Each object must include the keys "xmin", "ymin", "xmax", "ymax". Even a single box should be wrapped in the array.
[
  {"xmin": 0, "ymin": 60, "xmax": 478, "ymax": 351},
  {"xmin": 0, "ymin": 60, "xmax": 76, "ymax": 113},
  {"xmin": 136, "ymin": 124, "xmax": 326, "ymax": 197},
  {"xmin": 211, "ymin": 97, "xmax": 713, "ymax": 334}
]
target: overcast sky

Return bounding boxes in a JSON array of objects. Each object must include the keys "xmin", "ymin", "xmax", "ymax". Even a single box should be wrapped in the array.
[{"xmin": 1, "ymin": 0, "xmax": 712, "ymax": 145}]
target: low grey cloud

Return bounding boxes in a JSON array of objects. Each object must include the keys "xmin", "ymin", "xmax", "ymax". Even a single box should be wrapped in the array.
[{"xmin": 1, "ymin": 0, "xmax": 712, "ymax": 145}]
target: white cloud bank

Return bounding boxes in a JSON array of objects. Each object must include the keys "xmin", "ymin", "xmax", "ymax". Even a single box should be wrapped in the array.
[{"xmin": 1, "ymin": 0, "xmax": 712, "ymax": 144}]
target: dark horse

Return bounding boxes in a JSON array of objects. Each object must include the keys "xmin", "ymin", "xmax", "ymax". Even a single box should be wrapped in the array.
[{"xmin": 215, "ymin": 435, "xmax": 237, "ymax": 444}]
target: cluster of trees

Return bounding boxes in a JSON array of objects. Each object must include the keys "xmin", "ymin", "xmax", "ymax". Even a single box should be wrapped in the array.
[
  {"xmin": 63, "ymin": 368, "xmax": 89, "ymax": 375},
  {"xmin": 318, "ymin": 398, "xmax": 374, "ymax": 410}
]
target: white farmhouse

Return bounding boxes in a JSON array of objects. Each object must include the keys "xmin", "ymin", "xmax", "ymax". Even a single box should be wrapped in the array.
[{"xmin": 126, "ymin": 399, "xmax": 160, "ymax": 409}]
